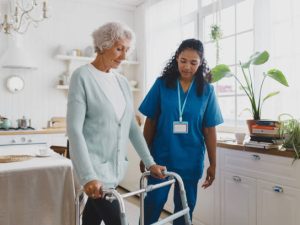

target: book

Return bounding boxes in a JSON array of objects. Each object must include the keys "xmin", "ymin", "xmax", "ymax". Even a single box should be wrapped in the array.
[
  {"xmin": 250, "ymin": 133, "xmax": 281, "ymax": 138},
  {"xmin": 252, "ymin": 124, "xmax": 278, "ymax": 130},
  {"xmin": 252, "ymin": 127, "xmax": 279, "ymax": 135},
  {"xmin": 250, "ymin": 135, "xmax": 280, "ymax": 143},
  {"xmin": 244, "ymin": 141, "xmax": 279, "ymax": 149},
  {"xmin": 255, "ymin": 120, "xmax": 280, "ymax": 127}
]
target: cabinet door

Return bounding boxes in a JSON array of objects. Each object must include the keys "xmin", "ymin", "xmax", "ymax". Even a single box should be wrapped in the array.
[
  {"xmin": 193, "ymin": 154, "xmax": 219, "ymax": 225},
  {"xmin": 47, "ymin": 133, "xmax": 67, "ymax": 146},
  {"xmin": 220, "ymin": 171, "xmax": 256, "ymax": 225},
  {"xmin": 257, "ymin": 180, "xmax": 300, "ymax": 225}
]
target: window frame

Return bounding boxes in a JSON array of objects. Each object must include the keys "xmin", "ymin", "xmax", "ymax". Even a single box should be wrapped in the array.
[{"xmin": 199, "ymin": 0, "xmax": 254, "ymax": 132}]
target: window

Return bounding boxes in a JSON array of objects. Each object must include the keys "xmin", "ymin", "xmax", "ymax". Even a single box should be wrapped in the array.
[
  {"xmin": 202, "ymin": 0, "xmax": 254, "ymax": 129},
  {"xmin": 144, "ymin": 0, "xmax": 300, "ymax": 131},
  {"xmin": 145, "ymin": 0, "xmax": 198, "ymax": 91}
]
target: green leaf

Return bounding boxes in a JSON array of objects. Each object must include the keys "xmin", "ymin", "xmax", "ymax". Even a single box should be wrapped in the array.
[
  {"xmin": 267, "ymin": 69, "xmax": 289, "ymax": 86},
  {"xmin": 262, "ymin": 91, "xmax": 280, "ymax": 103},
  {"xmin": 251, "ymin": 51, "xmax": 269, "ymax": 65},
  {"xmin": 241, "ymin": 51, "xmax": 269, "ymax": 68},
  {"xmin": 210, "ymin": 64, "xmax": 232, "ymax": 83}
]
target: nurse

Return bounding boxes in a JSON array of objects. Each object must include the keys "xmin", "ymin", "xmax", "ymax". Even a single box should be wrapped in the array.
[{"xmin": 139, "ymin": 39, "xmax": 223, "ymax": 224}]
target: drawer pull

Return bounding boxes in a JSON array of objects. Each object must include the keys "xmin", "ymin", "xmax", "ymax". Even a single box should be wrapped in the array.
[
  {"xmin": 233, "ymin": 176, "xmax": 242, "ymax": 183},
  {"xmin": 273, "ymin": 186, "xmax": 283, "ymax": 193},
  {"xmin": 252, "ymin": 154, "xmax": 261, "ymax": 160}
]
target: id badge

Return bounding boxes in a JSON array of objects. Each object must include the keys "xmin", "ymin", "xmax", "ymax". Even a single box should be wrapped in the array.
[{"xmin": 173, "ymin": 121, "xmax": 188, "ymax": 134}]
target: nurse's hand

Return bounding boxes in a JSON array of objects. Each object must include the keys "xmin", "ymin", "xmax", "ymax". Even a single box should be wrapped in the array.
[
  {"xmin": 202, "ymin": 165, "xmax": 216, "ymax": 189},
  {"xmin": 139, "ymin": 160, "xmax": 146, "ymax": 173},
  {"xmin": 84, "ymin": 180, "xmax": 103, "ymax": 199},
  {"xmin": 149, "ymin": 164, "xmax": 167, "ymax": 179}
]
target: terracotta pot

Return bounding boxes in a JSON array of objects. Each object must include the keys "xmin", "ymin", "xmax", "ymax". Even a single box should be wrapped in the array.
[{"xmin": 246, "ymin": 119, "xmax": 258, "ymax": 135}]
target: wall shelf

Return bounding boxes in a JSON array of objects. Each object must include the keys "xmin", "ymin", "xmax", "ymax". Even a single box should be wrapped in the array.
[
  {"xmin": 55, "ymin": 54, "xmax": 140, "ymax": 93},
  {"xmin": 56, "ymin": 85, "xmax": 69, "ymax": 90},
  {"xmin": 56, "ymin": 84, "xmax": 139, "ymax": 92},
  {"xmin": 55, "ymin": 54, "xmax": 139, "ymax": 65}
]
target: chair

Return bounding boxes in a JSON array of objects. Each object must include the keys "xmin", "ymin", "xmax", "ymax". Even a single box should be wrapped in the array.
[{"xmin": 50, "ymin": 141, "xmax": 70, "ymax": 158}]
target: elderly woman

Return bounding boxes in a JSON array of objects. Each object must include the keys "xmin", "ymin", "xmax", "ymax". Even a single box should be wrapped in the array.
[{"xmin": 67, "ymin": 22, "xmax": 166, "ymax": 225}]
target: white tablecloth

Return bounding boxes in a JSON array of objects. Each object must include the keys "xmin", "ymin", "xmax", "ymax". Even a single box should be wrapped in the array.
[{"xmin": 0, "ymin": 148, "xmax": 78, "ymax": 225}]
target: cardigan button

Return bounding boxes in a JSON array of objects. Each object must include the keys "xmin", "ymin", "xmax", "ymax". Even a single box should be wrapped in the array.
[{"xmin": 118, "ymin": 123, "xmax": 121, "ymax": 127}]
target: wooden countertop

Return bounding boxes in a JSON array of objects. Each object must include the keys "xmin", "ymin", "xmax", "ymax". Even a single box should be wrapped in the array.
[
  {"xmin": 217, "ymin": 141, "xmax": 295, "ymax": 158},
  {"xmin": 0, "ymin": 128, "xmax": 66, "ymax": 135}
]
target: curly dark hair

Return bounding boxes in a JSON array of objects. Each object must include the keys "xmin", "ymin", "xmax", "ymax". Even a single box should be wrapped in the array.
[{"xmin": 161, "ymin": 38, "xmax": 210, "ymax": 96}]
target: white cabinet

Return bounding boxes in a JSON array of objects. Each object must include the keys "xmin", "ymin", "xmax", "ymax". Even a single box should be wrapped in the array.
[
  {"xmin": 257, "ymin": 180, "xmax": 300, "ymax": 225},
  {"xmin": 47, "ymin": 133, "xmax": 67, "ymax": 146},
  {"xmin": 220, "ymin": 171, "xmax": 256, "ymax": 225},
  {"xmin": 219, "ymin": 147, "xmax": 300, "ymax": 225}
]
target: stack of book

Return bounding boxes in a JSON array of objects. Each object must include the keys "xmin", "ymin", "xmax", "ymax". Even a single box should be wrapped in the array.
[
  {"xmin": 244, "ymin": 120, "xmax": 282, "ymax": 149},
  {"xmin": 244, "ymin": 141, "xmax": 280, "ymax": 149}
]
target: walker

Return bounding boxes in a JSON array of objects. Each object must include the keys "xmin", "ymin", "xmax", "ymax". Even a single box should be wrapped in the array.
[{"xmin": 75, "ymin": 170, "xmax": 192, "ymax": 225}]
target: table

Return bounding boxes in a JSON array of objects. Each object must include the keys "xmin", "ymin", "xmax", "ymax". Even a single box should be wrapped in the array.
[{"xmin": 0, "ymin": 148, "xmax": 78, "ymax": 225}]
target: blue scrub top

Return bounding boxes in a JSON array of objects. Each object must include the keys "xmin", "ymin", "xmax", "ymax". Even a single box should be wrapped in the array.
[{"xmin": 139, "ymin": 78, "xmax": 223, "ymax": 180}]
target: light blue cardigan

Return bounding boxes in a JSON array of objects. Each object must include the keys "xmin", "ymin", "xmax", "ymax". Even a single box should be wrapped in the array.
[{"xmin": 67, "ymin": 65, "xmax": 155, "ymax": 188}]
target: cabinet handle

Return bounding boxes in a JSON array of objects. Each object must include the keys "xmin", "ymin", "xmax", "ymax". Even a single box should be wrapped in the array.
[
  {"xmin": 273, "ymin": 186, "xmax": 283, "ymax": 193},
  {"xmin": 233, "ymin": 176, "xmax": 242, "ymax": 183},
  {"xmin": 252, "ymin": 154, "xmax": 261, "ymax": 160}
]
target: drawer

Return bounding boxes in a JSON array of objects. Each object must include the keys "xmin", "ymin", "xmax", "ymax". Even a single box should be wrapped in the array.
[{"xmin": 218, "ymin": 147, "xmax": 300, "ymax": 188}]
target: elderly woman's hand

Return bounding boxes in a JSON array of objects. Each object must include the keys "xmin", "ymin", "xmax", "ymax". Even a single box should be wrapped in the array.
[
  {"xmin": 148, "ymin": 164, "xmax": 167, "ymax": 179},
  {"xmin": 84, "ymin": 180, "xmax": 103, "ymax": 199}
]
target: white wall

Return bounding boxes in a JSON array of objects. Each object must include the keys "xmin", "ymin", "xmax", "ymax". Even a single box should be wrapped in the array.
[{"xmin": 0, "ymin": 0, "xmax": 135, "ymax": 129}]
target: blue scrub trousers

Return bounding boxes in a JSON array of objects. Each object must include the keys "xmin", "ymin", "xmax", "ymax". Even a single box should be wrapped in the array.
[{"xmin": 143, "ymin": 177, "xmax": 198, "ymax": 225}]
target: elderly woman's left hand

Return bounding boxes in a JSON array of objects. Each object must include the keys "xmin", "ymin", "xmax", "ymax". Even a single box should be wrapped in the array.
[{"xmin": 149, "ymin": 164, "xmax": 167, "ymax": 179}]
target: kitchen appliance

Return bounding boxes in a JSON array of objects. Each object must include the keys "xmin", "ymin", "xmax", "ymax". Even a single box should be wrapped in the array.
[
  {"xmin": 0, "ymin": 134, "xmax": 47, "ymax": 151},
  {"xmin": 0, "ymin": 118, "xmax": 11, "ymax": 130},
  {"xmin": 17, "ymin": 116, "xmax": 31, "ymax": 129}
]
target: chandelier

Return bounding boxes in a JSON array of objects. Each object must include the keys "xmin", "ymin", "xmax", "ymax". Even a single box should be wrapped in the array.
[{"xmin": 0, "ymin": 0, "xmax": 49, "ymax": 34}]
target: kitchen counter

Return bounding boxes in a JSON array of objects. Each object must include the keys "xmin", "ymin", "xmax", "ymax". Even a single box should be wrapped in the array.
[
  {"xmin": 217, "ymin": 141, "xmax": 295, "ymax": 158},
  {"xmin": 0, "ymin": 128, "xmax": 66, "ymax": 135}
]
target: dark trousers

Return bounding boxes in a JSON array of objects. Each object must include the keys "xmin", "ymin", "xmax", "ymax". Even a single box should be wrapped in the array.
[{"xmin": 82, "ymin": 197, "xmax": 122, "ymax": 225}]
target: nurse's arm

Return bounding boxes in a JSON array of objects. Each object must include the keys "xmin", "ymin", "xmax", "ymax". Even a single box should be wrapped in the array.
[
  {"xmin": 143, "ymin": 117, "xmax": 157, "ymax": 147},
  {"xmin": 202, "ymin": 126, "xmax": 217, "ymax": 189},
  {"xmin": 139, "ymin": 117, "xmax": 157, "ymax": 172}
]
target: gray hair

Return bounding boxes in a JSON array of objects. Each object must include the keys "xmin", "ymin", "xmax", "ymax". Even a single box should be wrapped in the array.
[{"xmin": 92, "ymin": 22, "xmax": 136, "ymax": 54}]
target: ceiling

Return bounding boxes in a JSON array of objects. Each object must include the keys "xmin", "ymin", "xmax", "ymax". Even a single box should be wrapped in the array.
[
  {"xmin": 99, "ymin": 0, "xmax": 146, "ymax": 10},
  {"xmin": 109, "ymin": 0, "xmax": 145, "ymax": 6}
]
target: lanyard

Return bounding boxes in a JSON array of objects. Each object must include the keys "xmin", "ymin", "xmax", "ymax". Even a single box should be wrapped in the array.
[{"xmin": 177, "ymin": 79, "xmax": 194, "ymax": 122}]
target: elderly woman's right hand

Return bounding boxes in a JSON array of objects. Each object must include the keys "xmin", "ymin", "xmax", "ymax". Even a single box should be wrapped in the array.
[
  {"xmin": 149, "ymin": 164, "xmax": 167, "ymax": 179},
  {"xmin": 84, "ymin": 180, "xmax": 103, "ymax": 199}
]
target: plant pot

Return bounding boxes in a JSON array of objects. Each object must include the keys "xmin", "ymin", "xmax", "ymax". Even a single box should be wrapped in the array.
[{"xmin": 246, "ymin": 119, "xmax": 257, "ymax": 135}]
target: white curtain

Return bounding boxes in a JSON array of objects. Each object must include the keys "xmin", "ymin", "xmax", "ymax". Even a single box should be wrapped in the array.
[{"xmin": 254, "ymin": 0, "xmax": 300, "ymax": 119}]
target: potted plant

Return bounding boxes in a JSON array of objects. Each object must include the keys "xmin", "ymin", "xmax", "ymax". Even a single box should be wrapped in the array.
[
  {"xmin": 278, "ymin": 114, "xmax": 300, "ymax": 163},
  {"xmin": 210, "ymin": 51, "xmax": 289, "ymax": 132},
  {"xmin": 210, "ymin": 24, "xmax": 222, "ymax": 64}
]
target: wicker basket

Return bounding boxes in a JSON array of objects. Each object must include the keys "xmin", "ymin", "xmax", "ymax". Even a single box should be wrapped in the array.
[{"xmin": 0, "ymin": 155, "xmax": 33, "ymax": 163}]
